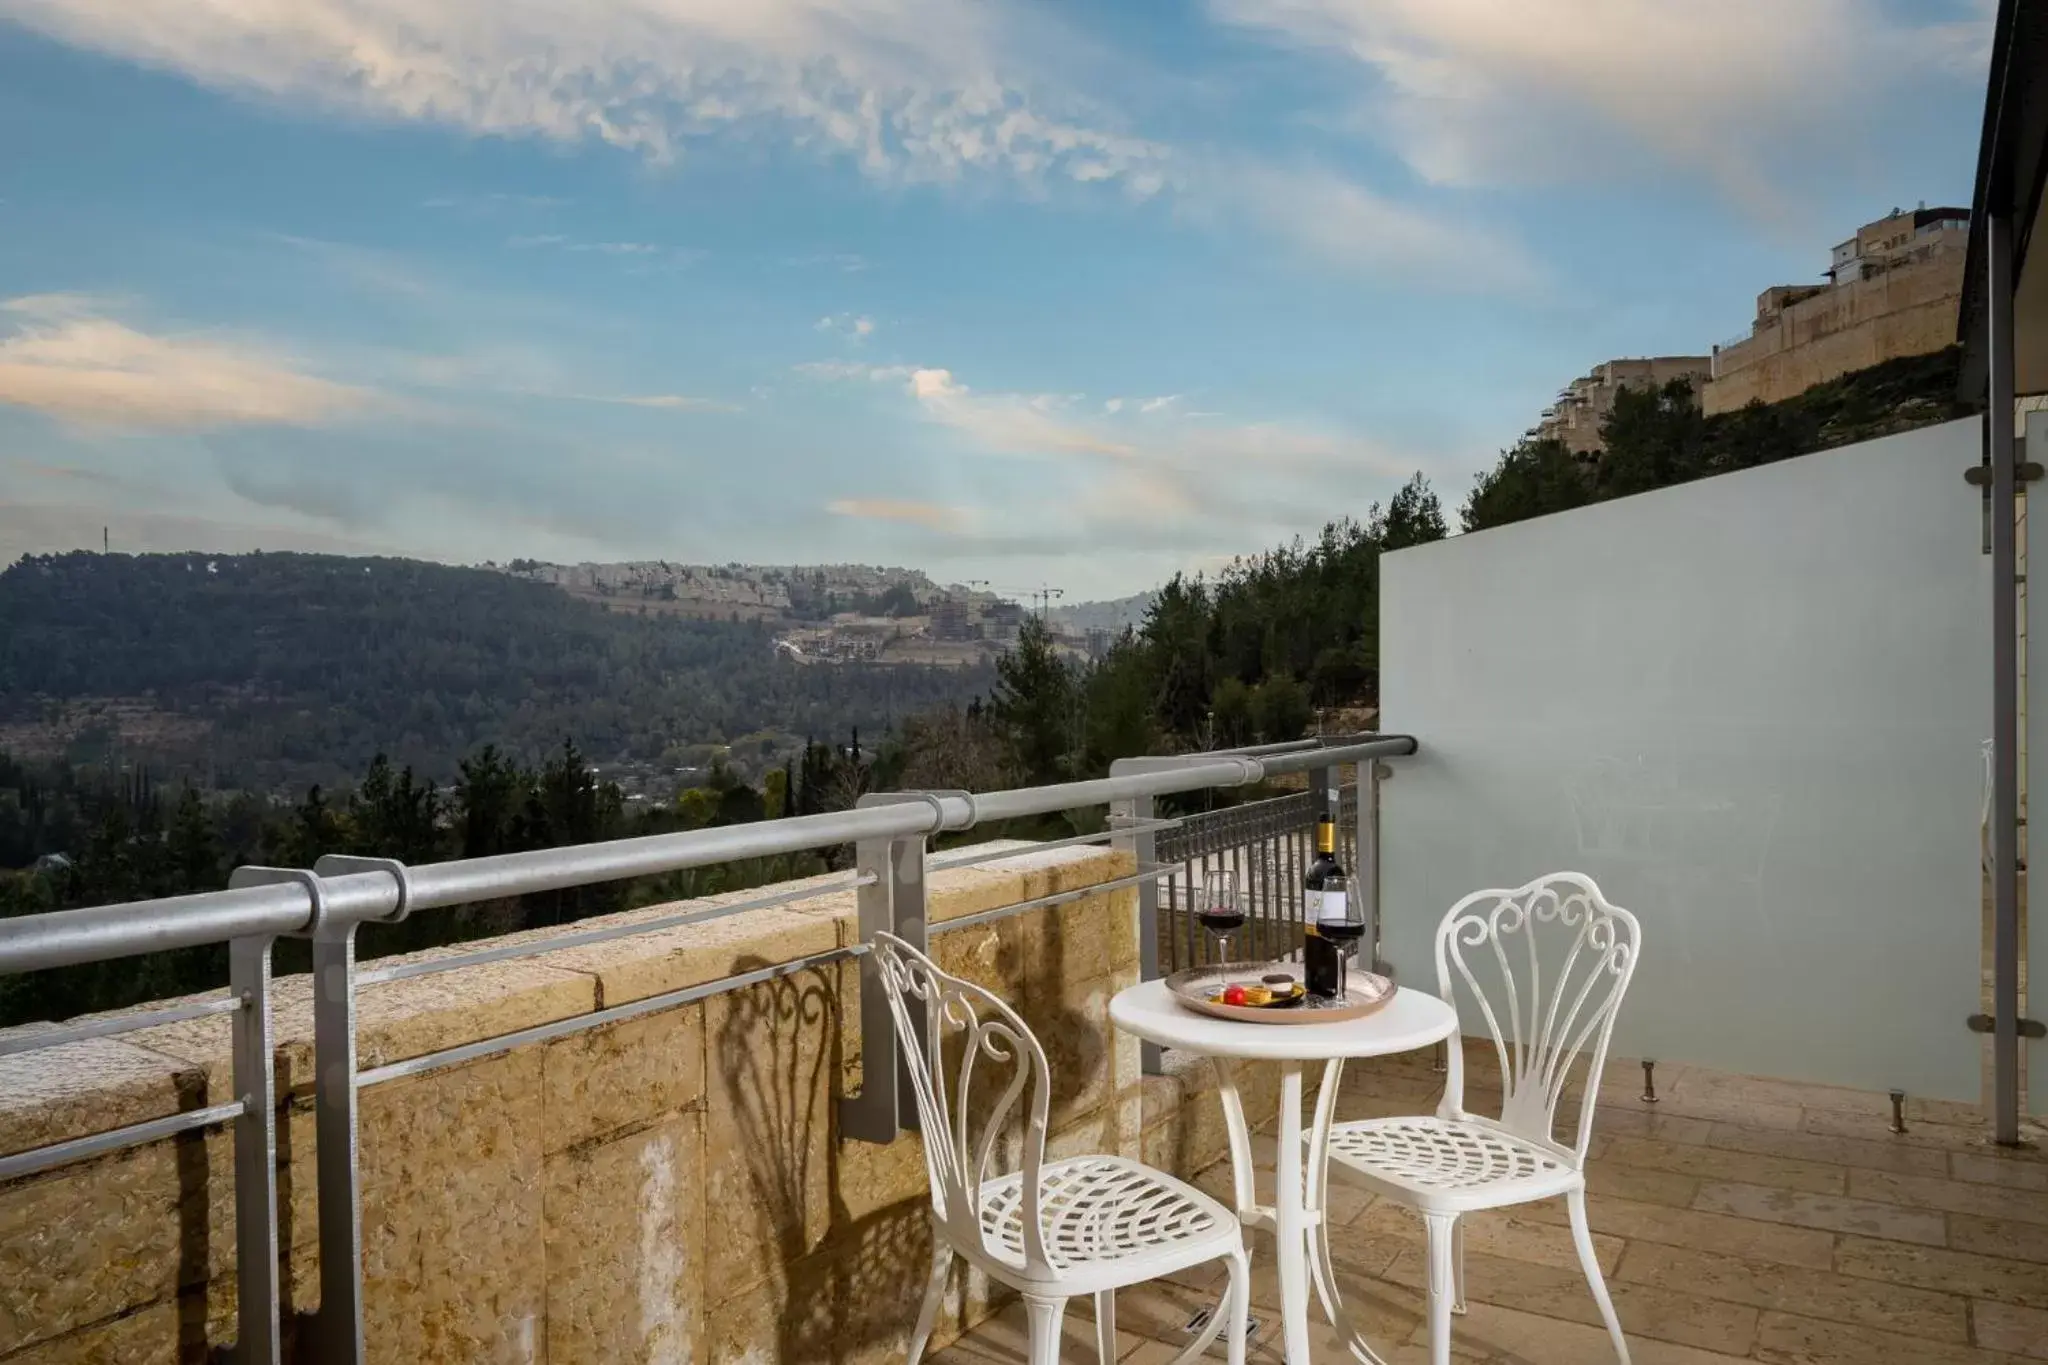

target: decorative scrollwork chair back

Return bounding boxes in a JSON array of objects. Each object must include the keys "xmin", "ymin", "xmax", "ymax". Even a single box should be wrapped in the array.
[
  {"xmin": 1434, "ymin": 872, "xmax": 1641, "ymax": 1162},
  {"xmin": 872, "ymin": 932, "xmax": 1055, "ymax": 1275}
]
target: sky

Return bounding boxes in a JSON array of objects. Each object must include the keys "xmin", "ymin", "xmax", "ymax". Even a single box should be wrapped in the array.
[{"xmin": 0, "ymin": 0, "xmax": 1996, "ymax": 599}]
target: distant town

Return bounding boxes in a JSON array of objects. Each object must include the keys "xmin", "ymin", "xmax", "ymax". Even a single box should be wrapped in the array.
[{"xmin": 491, "ymin": 558, "xmax": 1147, "ymax": 668}]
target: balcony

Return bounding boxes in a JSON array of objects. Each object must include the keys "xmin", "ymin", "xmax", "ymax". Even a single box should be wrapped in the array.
[{"xmin": 9, "ymin": 81, "xmax": 2048, "ymax": 1350}]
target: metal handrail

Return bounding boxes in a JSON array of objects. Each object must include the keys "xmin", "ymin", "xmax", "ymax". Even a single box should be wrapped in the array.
[{"xmin": 0, "ymin": 735, "xmax": 1413, "ymax": 976}]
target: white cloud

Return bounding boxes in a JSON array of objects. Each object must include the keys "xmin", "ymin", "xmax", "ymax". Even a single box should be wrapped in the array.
[
  {"xmin": 509, "ymin": 234, "xmax": 665, "ymax": 256},
  {"xmin": 0, "ymin": 295, "xmax": 372, "ymax": 430},
  {"xmin": 801, "ymin": 355, "xmax": 1437, "ymax": 537},
  {"xmin": 581, "ymin": 392, "xmax": 732, "ymax": 411},
  {"xmin": 826, "ymin": 497, "xmax": 973, "ymax": 533},
  {"xmin": 0, "ymin": 0, "xmax": 1169, "ymax": 192},
  {"xmin": 1221, "ymin": 162, "xmax": 1546, "ymax": 291},
  {"xmin": 815, "ymin": 313, "xmax": 876, "ymax": 341},
  {"xmin": 422, "ymin": 191, "xmax": 570, "ymax": 211},
  {"xmin": 794, "ymin": 359, "xmax": 913, "ymax": 382},
  {"xmin": 905, "ymin": 368, "xmax": 1138, "ymax": 460},
  {"xmin": 2, "ymin": 0, "xmax": 1556, "ymax": 290},
  {"xmin": 785, "ymin": 252, "xmax": 871, "ymax": 272},
  {"xmin": 1209, "ymin": 0, "xmax": 1989, "ymax": 211}
]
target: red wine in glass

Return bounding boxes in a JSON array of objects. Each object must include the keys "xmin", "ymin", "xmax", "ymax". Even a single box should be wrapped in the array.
[
  {"xmin": 1316, "ymin": 874, "xmax": 1361, "ymax": 996},
  {"xmin": 1199, "ymin": 868, "xmax": 1241, "ymax": 964}
]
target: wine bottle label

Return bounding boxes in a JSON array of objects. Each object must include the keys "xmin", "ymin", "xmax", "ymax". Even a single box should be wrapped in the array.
[{"xmin": 1315, "ymin": 892, "xmax": 1348, "ymax": 921}]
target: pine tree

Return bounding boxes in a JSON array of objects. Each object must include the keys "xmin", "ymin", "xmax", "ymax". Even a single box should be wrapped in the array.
[
  {"xmin": 991, "ymin": 616, "xmax": 1075, "ymax": 784},
  {"xmin": 166, "ymin": 787, "xmax": 221, "ymax": 893}
]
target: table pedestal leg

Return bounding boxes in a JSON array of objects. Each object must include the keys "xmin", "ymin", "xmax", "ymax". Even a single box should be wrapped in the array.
[
  {"xmin": 1212, "ymin": 1059, "xmax": 1259, "ymax": 1218},
  {"xmin": 1215, "ymin": 1056, "xmax": 1394, "ymax": 1365},
  {"xmin": 1274, "ymin": 1062, "xmax": 1311, "ymax": 1362}
]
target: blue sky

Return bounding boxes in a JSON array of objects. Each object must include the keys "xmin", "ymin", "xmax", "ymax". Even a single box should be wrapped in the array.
[{"xmin": 0, "ymin": 0, "xmax": 1993, "ymax": 598}]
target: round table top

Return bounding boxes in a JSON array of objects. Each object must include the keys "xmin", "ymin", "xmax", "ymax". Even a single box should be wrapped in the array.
[{"xmin": 1110, "ymin": 977, "xmax": 1458, "ymax": 1061}]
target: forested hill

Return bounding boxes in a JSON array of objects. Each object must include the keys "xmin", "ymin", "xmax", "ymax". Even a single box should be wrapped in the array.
[{"xmin": 0, "ymin": 552, "xmax": 991, "ymax": 790}]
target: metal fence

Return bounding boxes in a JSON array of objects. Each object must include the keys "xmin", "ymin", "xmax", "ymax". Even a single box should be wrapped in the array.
[
  {"xmin": 0, "ymin": 733, "xmax": 1413, "ymax": 1365},
  {"xmin": 1153, "ymin": 784, "xmax": 1362, "ymax": 972}
]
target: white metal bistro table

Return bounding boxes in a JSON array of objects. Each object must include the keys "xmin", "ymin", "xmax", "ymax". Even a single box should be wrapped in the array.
[{"xmin": 1110, "ymin": 978, "xmax": 1459, "ymax": 1365}]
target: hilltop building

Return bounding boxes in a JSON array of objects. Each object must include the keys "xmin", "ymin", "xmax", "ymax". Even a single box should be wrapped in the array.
[
  {"xmin": 1704, "ymin": 205, "xmax": 1969, "ymax": 413},
  {"xmin": 1529, "ymin": 356, "xmax": 1713, "ymax": 455}
]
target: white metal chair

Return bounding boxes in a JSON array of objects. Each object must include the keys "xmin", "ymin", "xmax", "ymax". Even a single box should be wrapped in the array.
[
  {"xmin": 1312, "ymin": 873, "xmax": 1641, "ymax": 1365},
  {"xmin": 873, "ymin": 932, "xmax": 1251, "ymax": 1365}
]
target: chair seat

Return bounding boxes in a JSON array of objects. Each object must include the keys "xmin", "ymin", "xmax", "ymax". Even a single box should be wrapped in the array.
[
  {"xmin": 1323, "ymin": 1116, "xmax": 1581, "ymax": 1212},
  {"xmin": 977, "ymin": 1155, "xmax": 1239, "ymax": 1284}
]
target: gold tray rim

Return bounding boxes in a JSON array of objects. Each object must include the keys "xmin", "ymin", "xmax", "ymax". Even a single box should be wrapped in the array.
[{"xmin": 1164, "ymin": 963, "xmax": 1395, "ymax": 1025}]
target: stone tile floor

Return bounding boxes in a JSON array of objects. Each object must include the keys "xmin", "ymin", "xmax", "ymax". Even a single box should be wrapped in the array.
[{"xmin": 937, "ymin": 1054, "xmax": 2048, "ymax": 1364}]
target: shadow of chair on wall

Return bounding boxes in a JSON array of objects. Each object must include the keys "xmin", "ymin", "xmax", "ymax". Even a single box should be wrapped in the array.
[
  {"xmin": 713, "ymin": 911, "xmax": 1105, "ymax": 1363},
  {"xmin": 714, "ymin": 956, "xmax": 931, "ymax": 1364}
]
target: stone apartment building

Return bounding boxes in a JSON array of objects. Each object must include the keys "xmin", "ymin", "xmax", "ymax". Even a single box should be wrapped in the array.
[
  {"xmin": 1703, "ymin": 204, "xmax": 1969, "ymax": 413},
  {"xmin": 1530, "ymin": 355, "xmax": 1713, "ymax": 455}
]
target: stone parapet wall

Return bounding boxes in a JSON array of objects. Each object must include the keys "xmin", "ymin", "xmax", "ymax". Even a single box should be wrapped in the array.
[{"xmin": 0, "ymin": 842, "xmax": 1289, "ymax": 1364}]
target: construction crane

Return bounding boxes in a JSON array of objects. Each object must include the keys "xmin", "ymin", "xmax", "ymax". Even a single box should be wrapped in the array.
[{"xmin": 997, "ymin": 584, "xmax": 1066, "ymax": 619}]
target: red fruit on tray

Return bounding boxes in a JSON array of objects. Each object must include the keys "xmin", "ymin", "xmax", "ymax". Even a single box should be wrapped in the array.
[{"xmin": 1221, "ymin": 985, "xmax": 1249, "ymax": 1006}]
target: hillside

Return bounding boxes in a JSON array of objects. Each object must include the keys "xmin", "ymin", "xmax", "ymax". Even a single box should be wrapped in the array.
[
  {"xmin": 0, "ymin": 552, "xmax": 992, "ymax": 791},
  {"xmin": 1048, "ymin": 591, "xmax": 1155, "ymax": 636},
  {"xmin": 495, "ymin": 558, "xmax": 1007, "ymax": 623},
  {"xmin": 1461, "ymin": 345, "xmax": 1977, "ymax": 532}
]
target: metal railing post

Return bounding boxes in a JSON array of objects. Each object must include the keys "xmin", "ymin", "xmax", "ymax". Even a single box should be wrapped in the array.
[
  {"xmin": 1309, "ymin": 763, "xmax": 1334, "ymax": 825},
  {"xmin": 308, "ymin": 918, "xmax": 364, "ymax": 1364},
  {"xmin": 228, "ymin": 934, "xmax": 281, "ymax": 1365},
  {"xmin": 885, "ymin": 833, "xmax": 929, "ymax": 1133},
  {"xmin": 1357, "ymin": 757, "xmax": 1387, "ymax": 976},
  {"xmin": 842, "ymin": 795, "xmax": 940, "ymax": 1143},
  {"xmin": 231, "ymin": 863, "xmax": 365, "ymax": 1365},
  {"xmin": 1112, "ymin": 790, "xmax": 1164, "ymax": 1076}
]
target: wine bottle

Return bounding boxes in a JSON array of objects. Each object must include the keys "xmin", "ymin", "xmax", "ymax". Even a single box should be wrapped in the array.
[{"xmin": 1302, "ymin": 817, "xmax": 1346, "ymax": 996}]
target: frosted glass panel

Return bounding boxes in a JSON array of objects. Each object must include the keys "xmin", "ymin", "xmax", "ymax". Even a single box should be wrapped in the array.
[{"xmin": 1381, "ymin": 419, "xmax": 1987, "ymax": 1101}]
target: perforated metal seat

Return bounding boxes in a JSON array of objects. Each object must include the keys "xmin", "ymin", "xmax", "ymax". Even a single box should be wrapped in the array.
[
  {"xmin": 1323, "ymin": 1115, "xmax": 1580, "ymax": 1213},
  {"xmin": 979, "ymin": 1155, "xmax": 1239, "ymax": 1274}
]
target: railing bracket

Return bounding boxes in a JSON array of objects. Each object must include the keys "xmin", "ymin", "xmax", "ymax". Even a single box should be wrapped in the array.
[{"xmin": 1967, "ymin": 1013, "xmax": 2046, "ymax": 1039}]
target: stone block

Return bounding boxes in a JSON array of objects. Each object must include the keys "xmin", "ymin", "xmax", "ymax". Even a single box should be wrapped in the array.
[
  {"xmin": 357, "ymin": 1050, "xmax": 546, "ymax": 1365},
  {"xmin": 1833, "ymin": 1235, "xmax": 2048, "ymax": 1309},
  {"xmin": 0, "ymin": 1294, "xmax": 187, "ymax": 1365},
  {"xmin": 130, "ymin": 956, "xmax": 598, "ymax": 1098},
  {"xmin": 1690, "ymin": 1180, "xmax": 1946, "ymax": 1246},
  {"xmin": 1617, "ymin": 1241, "xmax": 1969, "ymax": 1343},
  {"xmin": 1971, "ymin": 1300, "xmax": 2048, "ymax": 1357},
  {"xmin": 541, "ymin": 1003, "xmax": 705, "ymax": 1156},
  {"xmin": 544, "ymin": 1112, "xmax": 704, "ymax": 1365},
  {"xmin": 0, "ymin": 1034, "xmax": 204, "ymax": 1157},
  {"xmin": 547, "ymin": 905, "xmax": 841, "ymax": 1010},
  {"xmin": 1516, "ymin": 1192, "xmax": 1837, "ymax": 1270},
  {"xmin": 0, "ymin": 1133, "xmax": 217, "ymax": 1354},
  {"xmin": 703, "ymin": 1198, "xmax": 936, "ymax": 1365},
  {"xmin": 830, "ymin": 1126, "xmax": 932, "ymax": 1231}
]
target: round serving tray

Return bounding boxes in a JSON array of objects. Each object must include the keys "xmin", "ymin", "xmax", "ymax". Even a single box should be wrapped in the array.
[{"xmin": 1165, "ymin": 964, "xmax": 1395, "ymax": 1025}]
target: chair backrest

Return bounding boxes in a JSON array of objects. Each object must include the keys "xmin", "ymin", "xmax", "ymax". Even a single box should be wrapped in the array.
[
  {"xmin": 871, "ymin": 932, "xmax": 1054, "ymax": 1273},
  {"xmin": 1434, "ymin": 872, "xmax": 1641, "ymax": 1163}
]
